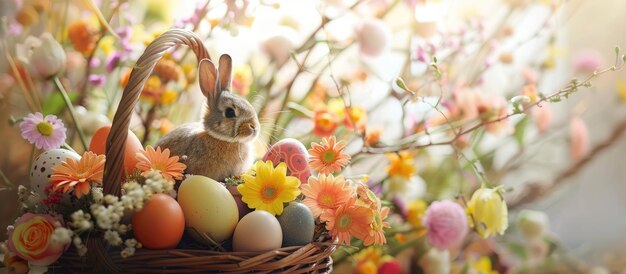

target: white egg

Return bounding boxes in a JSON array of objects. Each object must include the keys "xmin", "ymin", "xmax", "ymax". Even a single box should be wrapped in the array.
[{"xmin": 29, "ymin": 149, "xmax": 81, "ymax": 200}]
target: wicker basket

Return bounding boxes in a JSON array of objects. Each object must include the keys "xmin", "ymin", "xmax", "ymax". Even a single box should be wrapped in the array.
[{"xmin": 50, "ymin": 29, "xmax": 336, "ymax": 274}]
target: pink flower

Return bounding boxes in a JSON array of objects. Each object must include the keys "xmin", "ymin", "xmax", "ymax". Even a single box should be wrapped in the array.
[
  {"xmin": 88, "ymin": 74, "xmax": 105, "ymax": 87},
  {"xmin": 355, "ymin": 19, "xmax": 391, "ymax": 57},
  {"xmin": 19, "ymin": 112, "xmax": 66, "ymax": 150},
  {"xmin": 7, "ymin": 213, "xmax": 69, "ymax": 266},
  {"xmin": 573, "ymin": 50, "xmax": 603, "ymax": 73},
  {"xmin": 422, "ymin": 200, "xmax": 468, "ymax": 250},
  {"xmin": 570, "ymin": 116, "xmax": 589, "ymax": 161},
  {"xmin": 532, "ymin": 104, "xmax": 552, "ymax": 133},
  {"xmin": 522, "ymin": 67, "xmax": 538, "ymax": 84}
]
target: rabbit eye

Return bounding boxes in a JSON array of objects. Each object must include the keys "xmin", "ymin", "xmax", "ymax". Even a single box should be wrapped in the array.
[{"xmin": 225, "ymin": 107, "xmax": 236, "ymax": 118}]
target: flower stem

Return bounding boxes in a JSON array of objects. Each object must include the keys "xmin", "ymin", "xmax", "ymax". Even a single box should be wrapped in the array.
[
  {"xmin": 53, "ymin": 77, "xmax": 89, "ymax": 151},
  {"xmin": 62, "ymin": 143, "xmax": 77, "ymax": 153},
  {"xmin": 0, "ymin": 168, "xmax": 12, "ymax": 188},
  {"xmin": 28, "ymin": 145, "xmax": 35, "ymax": 176}
]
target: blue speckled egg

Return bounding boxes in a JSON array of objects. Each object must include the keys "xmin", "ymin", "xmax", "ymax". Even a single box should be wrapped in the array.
[{"xmin": 277, "ymin": 203, "xmax": 315, "ymax": 247}]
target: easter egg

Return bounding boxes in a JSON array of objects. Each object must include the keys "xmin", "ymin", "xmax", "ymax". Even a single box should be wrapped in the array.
[
  {"xmin": 232, "ymin": 210, "xmax": 282, "ymax": 252},
  {"xmin": 89, "ymin": 125, "xmax": 142, "ymax": 176},
  {"xmin": 228, "ymin": 185, "xmax": 252, "ymax": 220},
  {"xmin": 29, "ymin": 149, "xmax": 80, "ymax": 199},
  {"xmin": 177, "ymin": 176, "xmax": 239, "ymax": 244},
  {"xmin": 263, "ymin": 138, "xmax": 310, "ymax": 183},
  {"xmin": 277, "ymin": 203, "xmax": 314, "ymax": 247},
  {"xmin": 132, "ymin": 194, "xmax": 185, "ymax": 249}
]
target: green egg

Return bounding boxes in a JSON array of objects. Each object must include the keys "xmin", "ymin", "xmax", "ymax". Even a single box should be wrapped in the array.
[{"xmin": 277, "ymin": 203, "xmax": 315, "ymax": 247}]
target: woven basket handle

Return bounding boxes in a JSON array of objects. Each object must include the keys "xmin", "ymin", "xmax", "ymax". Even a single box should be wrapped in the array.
[{"xmin": 103, "ymin": 29, "xmax": 210, "ymax": 196}]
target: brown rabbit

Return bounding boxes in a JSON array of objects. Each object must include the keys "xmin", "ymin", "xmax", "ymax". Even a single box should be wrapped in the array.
[{"xmin": 156, "ymin": 54, "xmax": 260, "ymax": 182}]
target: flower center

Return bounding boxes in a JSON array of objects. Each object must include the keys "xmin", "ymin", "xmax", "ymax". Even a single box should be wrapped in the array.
[
  {"xmin": 317, "ymin": 113, "xmax": 335, "ymax": 130},
  {"xmin": 372, "ymin": 212, "xmax": 382, "ymax": 230},
  {"xmin": 321, "ymin": 151, "xmax": 336, "ymax": 164},
  {"xmin": 36, "ymin": 122, "xmax": 53, "ymax": 136},
  {"xmin": 262, "ymin": 186, "xmax": 277, "ymax": 201},
  {"xmin": 152, "ymin": 163, "xmax": 166, "ymax": 173},
  {"xmin": 319, "ymin": 193, "xmax": 334, "ymax": 207},
  {"xmin": 337, "ymin": 213, "xmax": 352, "ymax": 231}
]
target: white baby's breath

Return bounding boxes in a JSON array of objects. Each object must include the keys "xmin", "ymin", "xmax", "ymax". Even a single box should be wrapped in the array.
[
  {"xmin": 73, "ymin": 236, "xmax": 88, "ymax": 257},
  {"xmin": 70, "ymin": 210, "xmax": 93, "ymax": 231},
  {"xmin": 92, "ymin": 187, "xmax": 104, "ymax": 204},
  {"xmin": 65, "ymin": 172, "xmax": 173, "ymax": 258},
  {"xmin": 51, "ymin": 227, "xmax": 73, "ymax": 245},
  {"xmin": 0, "ymin": 241, "xmax": 8, "ymax": 253},
  {"xmin": 104, "ymin": 230, "xmax": 123, "ymax": 246}
]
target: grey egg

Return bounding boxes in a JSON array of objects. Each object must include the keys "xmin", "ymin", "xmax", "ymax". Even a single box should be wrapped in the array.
[{"xmin": 277, "ymin": 202, "xmax": 315, "ymax": 247}]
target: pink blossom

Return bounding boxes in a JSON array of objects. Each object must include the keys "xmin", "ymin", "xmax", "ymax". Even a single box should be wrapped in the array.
[
  {"xmin": 19, "ymin": 112, "xmax": 66, "ymax": 150},
  {"xmin": 89, "ymin": 57, "xmax": 101, "ymax": 68},
  {"xmin": 522, "ymin": 67, "xmax": 538, "ymax": 84},
  {"xmin": 105, "ymin": 52, "xmax": 121, "ymax": 73},
  {"xmin": 0, "ymin": 73, "xmax": 15, "ymax": 93},
  {"xmin": 532, "ymin": 104, "xmax": 552, "ymax": 133},
  {"xmin": 355, "ymin": 19, "xmax": 392, "ymax": 57},
  {"xmin": 573, "ymin": 50, "xmax": 603, "ymax": 73},
  {"xmin": 570, "ymin": 116, "xmax": 589, "ymax": 161},
  {"xmin": 422, "ymin": 200, "xmax": 468, "ymax": 250},
  {"xmin": 88, "ymin": 74, "xmax": 105, "ymax": 87}
]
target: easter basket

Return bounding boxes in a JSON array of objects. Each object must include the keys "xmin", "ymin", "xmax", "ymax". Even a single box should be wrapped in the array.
[{"xmin": 49, "ymin": 29, "xmax": 336, "ymax": 274}]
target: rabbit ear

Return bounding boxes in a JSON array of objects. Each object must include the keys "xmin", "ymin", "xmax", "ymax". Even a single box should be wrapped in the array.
[
  {"xmin": 199, "ymin": 58, "xmax": 218, "ymax": 101},
  {"xmin": 218, "ymin": 54, "xmax": 232, "ymax": 92}
]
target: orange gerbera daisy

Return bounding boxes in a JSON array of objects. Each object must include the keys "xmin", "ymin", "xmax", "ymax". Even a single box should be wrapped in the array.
[
  {"xmin": 363, "ymin": 206, "xmax": 391, "ymax": 246},
  {"xmin": 309, "ymin": 136, "xmax": 351, "ymax": 174},
  {"xmin": 136, "ymin": 146, "xmax": 186, "ymax": 181},
  {"xmin": 302, "ymin": 174, "xmax": 354, "ymax": 217},
  {"xmin": 321, "ymin": 198, "xmax": 372, "ymax": 245},
  {"xmin": 356, "ymin": 182, "xmax": 380, "ymax": 210},
  {"xmin": 50, "ymin": 151, "xmax": 105, "ymax": 198}
]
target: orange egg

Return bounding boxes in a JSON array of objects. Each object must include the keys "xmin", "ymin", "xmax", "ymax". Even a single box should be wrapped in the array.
[
  {"xmin": 89, "ymin": 125, "xmax": 143, "ymax": 177},
  {"xmin": 132, "ymin": 194, "xmax": 185, "ymax": 249}
]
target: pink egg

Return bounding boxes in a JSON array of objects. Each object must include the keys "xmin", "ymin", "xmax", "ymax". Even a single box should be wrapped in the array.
[{"xmin": 263, "ymin": 138, "xmax": 311, "ymax": 184}]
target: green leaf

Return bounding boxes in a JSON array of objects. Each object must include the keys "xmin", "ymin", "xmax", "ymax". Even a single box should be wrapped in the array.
[
  {"xmin": 396, "ymin": 77, "xmax": 407, "ymax": 90},
  {"xmin": 43, "ymin": 92, "xmax": 78, "ymax": 115},
  {"xmin": 508, "ymin": 242, "xmax": 528, "ymax": 260},
  {"xmin": 622, "ymin": 54, "xmax": 626, "ymax": 62},
  {"xmin": 514, "ymin": 117, "xmax": 528, "ymax": 148}
]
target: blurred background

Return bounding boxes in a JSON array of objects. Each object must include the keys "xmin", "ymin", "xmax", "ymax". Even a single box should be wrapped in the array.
[{"xmin": 1, "ymin": 0, "xmax": 626, "ymax": 271}]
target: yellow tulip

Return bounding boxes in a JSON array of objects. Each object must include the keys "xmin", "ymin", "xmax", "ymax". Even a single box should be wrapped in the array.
[{"xmin": 466, "ymin": 187, "xmax": 508, "ymax": 238}]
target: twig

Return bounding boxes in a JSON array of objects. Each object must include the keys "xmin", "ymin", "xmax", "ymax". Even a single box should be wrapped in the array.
[
  {"xmin": 2, "ymin": 40, "xmax": 39, "ymax": 112},
  {"xmin": 54, "ymin": 77, "xmax": 89, "ymax": 151},
  {"xmin": 507, "ymin": 118, "xmax": 626, "ymax": 209},
  {"xmin": 361, "ymin": 64, "xmax": 624, "ymax": 154},
  {"xmin": 0, "ymin": 168, "xmax": 13, "ymax": 188},
  {"xmin": 78, "ymin": 0, "xmax": 124, "ymax": 105}
]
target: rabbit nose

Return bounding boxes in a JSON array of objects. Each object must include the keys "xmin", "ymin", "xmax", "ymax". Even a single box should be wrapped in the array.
[{"xmin": 248, "ymin": 123, "xmax": 256, "ymax": 130}]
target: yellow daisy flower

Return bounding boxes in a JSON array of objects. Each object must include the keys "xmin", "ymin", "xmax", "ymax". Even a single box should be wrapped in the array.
[{"xmin": 237, "ymin": 161, "xmax": 301, "ymax": 215}]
